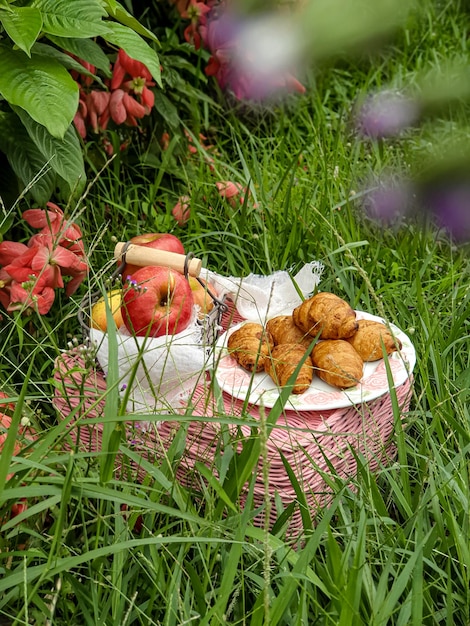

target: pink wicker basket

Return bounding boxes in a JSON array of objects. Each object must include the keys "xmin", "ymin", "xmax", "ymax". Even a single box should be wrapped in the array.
[{"xmin": 53, "ymin": 298, "xmax": 413, "ymax": 537}]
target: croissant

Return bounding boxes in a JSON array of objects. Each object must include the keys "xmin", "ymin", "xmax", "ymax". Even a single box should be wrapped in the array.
[
  {"xmin": 293, "ymin": 292, "xmax": 358, "ymax": 340},
  {"xmin": 264, "ymin": 343, "xmax": 314, "ymax": 394},
  {"xmin": 266, "ymin": 315, "xmax": 313, "ymax": 350},
  {"xmin": 227, "ymin": 322, "xmax": 274, "ymax": 372},
  {"xmin": 311, "ymin": 340, "xmax": 363, "ymax": 388},
  {"xmin": 346, "ymin": 319, "xmax": 402, "ymax": 362}
]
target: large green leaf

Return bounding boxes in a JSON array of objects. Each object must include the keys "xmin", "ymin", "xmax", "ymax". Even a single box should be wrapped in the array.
[
  {"xmin": 31, "ymin": 42, "xmax": 107, "ymax": 88},
  {"xmin": 102, "ymin": 0, "xmax": 159, "ymax": 44},
  {"xmin": 0, "ymin": 5, "xmax": 43, "ymax": 56},
  {"xmin": 0, "ymin": 111, "xmax": 56, "ymax": 204},
  {"xmin": 31, "ymin": 0, "xmax": 110, "ymax": 38},
  {"xmin": 102, "ymin": 21, "xmax": 162, "ymax": 86},
  {"xmin": 13, "ymin": 106, "xmax": 86, "ymax": 197},
  {"xmin": 46, "ymin": 34, "xmax": 112, "ymax": 76},
  {"xmin": 0, "ymin": 43, "xmax": 79, "ymax": 138}
]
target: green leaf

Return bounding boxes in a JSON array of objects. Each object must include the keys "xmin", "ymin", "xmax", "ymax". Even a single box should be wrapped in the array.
[
  {"xmin": 0, "ymin": 111, "xmax": 57, "ymax": 204},
  {"xmin": 31, "ymin": 42, "xmax": 107, "ymax": 88},
  {"xmin": 31, "ymin": 0, "xmax": 110, "ymax": 38},
  {"xmin": 99, "ymin": 320, "xmax": 121, "ymax": 484},
  {"xmin": 0, "ymin": 6, "xmax": 43, "ymax": 56},
  {"xmin": 102, "ymin": 21, "xmax": 162, "ymax": 86},
  {"xmin": 45, "ymin": 34, "xmax": 112, "ymax": 77},
  {"xmin": 153, "ymin": 91, "xmax": 179, "ymax": 129},
  {"xmin": 102, "ymin": 0, "xmax": 159, "ymax": 44},
  {"xmin": 0, "ymin": 43, "xmax": 79, "ymax": 138},
  {"xmin": 13, "ymin": 106, "xmax": 86, "ymax": 197}
]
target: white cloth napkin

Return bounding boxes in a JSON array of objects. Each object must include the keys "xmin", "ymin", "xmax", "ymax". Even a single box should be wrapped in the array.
[
  {"xmin": 89, "ymin": 309, "xmax": 208, "ymax": 413},
  {"xmin": 89, "ymin": 261, "xmax": 324, "ymax": 413},
  {"xmin": 204, "ymin": 260, "xmax": 324, "ymax": 323}
]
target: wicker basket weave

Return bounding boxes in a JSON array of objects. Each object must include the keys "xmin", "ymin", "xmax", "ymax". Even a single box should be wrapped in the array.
[{"xmin": 53, "ymin": 299, "xmax": 413, "ymax": 537}]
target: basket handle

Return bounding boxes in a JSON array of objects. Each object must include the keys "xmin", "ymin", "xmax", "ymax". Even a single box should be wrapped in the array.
[{"xmin": 114, "ymin": 242, "xmax": 202, "ymax": 277}]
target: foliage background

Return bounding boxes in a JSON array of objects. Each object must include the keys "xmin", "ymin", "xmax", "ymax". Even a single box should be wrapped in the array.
[{"xmin": 0, "ymin": 0, "xmax": 469, "ymax": 624}]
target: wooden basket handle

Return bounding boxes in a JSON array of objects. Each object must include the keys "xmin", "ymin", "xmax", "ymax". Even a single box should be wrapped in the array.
[{"xmin": 114, "ymin": 242, "xmax": 202, "ymax": 277}]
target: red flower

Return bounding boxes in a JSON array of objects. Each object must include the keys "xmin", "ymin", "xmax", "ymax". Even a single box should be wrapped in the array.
[
  {"xmin": 71, "ymin": 48, "xmax": 155, "ymax": 140},
  {"xmin": 8, "ymin": 281, "xmax": 56, "ymax": 315},
  {"xmin": 139, "ymin": 85, "xmax": 155, "ymax": 112},
  {"xmin": 69, "ymin": 56, "xmax": 98, "ymax": 88},
  {"xmin": 122, "ymin": 91, "xmax": 147, "ymax": 120},
  {"xmin": 109, "ymin": 89, "xmax": 127, "ymax": 125},
  {"xmin": 111, "ymin": 49, "xmax": 153, "ymax": 90},
  {"xmin": 0, "ymin": 391, "xmax": 15, "ymax": 415},
  {"xmin": 0, "ymin": 203, "xmax": 88, "ymax": 314},
  {"xmin": 23, "ymin": 204, "xmax": 62, "ymax": 229},
  {"xmin": 184, "ymin": 23, "xmax": 202, "ymax": 49},
  {"xmin": 73, "ymin": 95, "xmax": 88, "ymax": 138},
  {"xmin": 0, "ymin": 241, "xmax": 29, "ymax": 266},
  {"xmin": 182, "ymin": 0, "xmax": 211, "ymax": 21}
]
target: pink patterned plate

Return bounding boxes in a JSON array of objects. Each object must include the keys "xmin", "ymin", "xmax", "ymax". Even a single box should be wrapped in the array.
[{"xmin": 213, "ymin": 311, "xmax": 416, "ymax": 411}]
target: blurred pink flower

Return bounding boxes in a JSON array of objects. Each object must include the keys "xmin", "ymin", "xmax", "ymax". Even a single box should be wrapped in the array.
[{"xmin": 172, "ymin": 195, "xmax": 191, "ymax": 225}]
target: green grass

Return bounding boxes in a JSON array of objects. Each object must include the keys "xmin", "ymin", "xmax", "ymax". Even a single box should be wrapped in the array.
[{"xmin": 1, "ymin": 0, "xmax": 470, "ymax": 624}]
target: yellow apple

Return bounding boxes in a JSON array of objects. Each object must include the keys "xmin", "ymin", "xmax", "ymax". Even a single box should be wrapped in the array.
[
  {"xmin": 188, "ymin": 277, "xmax": 217, "ymax": 319},
  {"xmin": 91, "ymin": 289, "xmax": 124, "ymax": 331}
]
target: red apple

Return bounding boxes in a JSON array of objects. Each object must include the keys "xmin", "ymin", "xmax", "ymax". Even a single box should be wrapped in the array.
[
  {"xmin": 188, "ymin": 276, "xmax": 218, "ymax": 319},
  {"xmin": 122, "ymin": 266, "xmax": 194, "ymax": 337},
  {"xmin": 122, "ymin": 233, "xmax": 185, "ymax": 277}
]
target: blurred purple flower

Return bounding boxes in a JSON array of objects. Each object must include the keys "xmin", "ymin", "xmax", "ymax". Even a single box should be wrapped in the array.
[
  {"xmin": 201, "ymin": 8, "xmax": 306, "ymax": 101},
  {"xmin": 362, "ymin": 181, "xmax": 412, "ymax": 225},
  {"xmin": 200, "ymin": 9, "xmax": 241, "ymax": 52},
  {"xmin": 355, "ymin": 90, "xmax": 419, "ymax": 139},
  {"xmin": 427, "ymin": 182, "xmax": 470, "ymax": 242}
]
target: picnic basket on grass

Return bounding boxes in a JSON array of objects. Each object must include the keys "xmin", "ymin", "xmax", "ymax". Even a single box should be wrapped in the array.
[{"xmin": 54, "ymin": 245, "xmax": 415, "ymax": 537}]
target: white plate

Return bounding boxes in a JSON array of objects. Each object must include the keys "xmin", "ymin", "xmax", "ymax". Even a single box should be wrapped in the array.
[{"xmin": 213, "ymin": 311, "xmax": 416, "ymax": 411}]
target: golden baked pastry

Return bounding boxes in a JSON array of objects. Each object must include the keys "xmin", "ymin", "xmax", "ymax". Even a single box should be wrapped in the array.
[
  {"xmin": 311, "ymin": 340, "xmax": 363, "ymax": 388},
  {"xmin": 346, "ymin": 319, "xmax": 402, "ymax": 362},
  {"xmin": 264, "ymin": 343, "xmax": 314, "ymax": 394},
  {"xmin": 265, "ymin": 315, "xmax": 313, "ymax": 350},
  {"xmin": 227, "ymin": 322, "xmax": 274, "ymax": 373},
  {"xmin": 293, "ymin": 292, "xmax": 358, "ymax": 340}
]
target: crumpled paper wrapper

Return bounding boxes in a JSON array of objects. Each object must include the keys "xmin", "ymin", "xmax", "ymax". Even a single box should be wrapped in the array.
[{"xmin": 89, "ymin": 261, "xmax": 323, "ymax": 413}]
